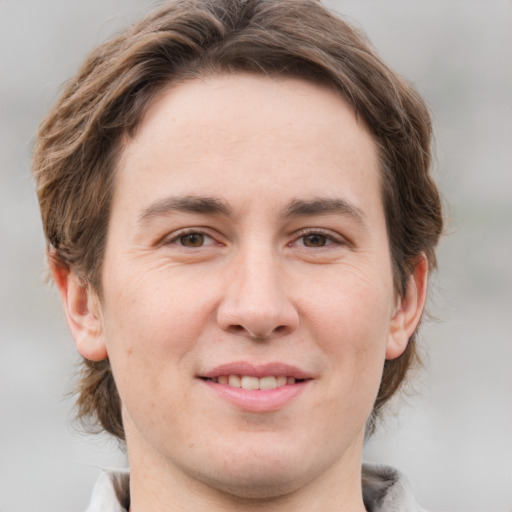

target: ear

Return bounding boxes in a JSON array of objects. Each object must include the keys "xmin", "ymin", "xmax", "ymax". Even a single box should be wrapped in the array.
[
  {"xmin": 49, "ymin": 256, "xmax": 108, "ymax": 361},
  {"xmin": 386, "ymin": 254, "xmax": 428, "ymax": 360}
]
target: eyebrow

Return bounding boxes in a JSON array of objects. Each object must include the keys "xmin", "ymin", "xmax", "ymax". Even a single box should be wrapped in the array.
[
  {"xmin": 283, "ymin": 198, "xmax": 366, "ymax": 225},
  {"xmin": 138, "ymin": 195, "xmax": 366, "ymax": 226},
  {"xmin": 138, "ymin": 195, "xmax": 232, "ymax": 223}
]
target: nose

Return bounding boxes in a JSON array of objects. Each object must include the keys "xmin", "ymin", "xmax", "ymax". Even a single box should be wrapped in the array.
[{"xmin": 216, "ymin": 249, "xmax": 299, "ymax": 340}]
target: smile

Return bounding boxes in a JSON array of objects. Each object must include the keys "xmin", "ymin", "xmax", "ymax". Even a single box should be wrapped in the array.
[
  {"xmin": 204, "ymin": 375, "xmax": 300, "ymax": 390},
  {"xmin": 199, "ymin": 362, "xmax": 312, "ymax": 412}
]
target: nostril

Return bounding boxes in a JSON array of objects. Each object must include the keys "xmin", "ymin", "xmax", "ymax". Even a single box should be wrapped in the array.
[
  {"xmin": 231, "ymin": 324, "xmax": 290, "ymax": 339},
  {"xmin": 229, "ymin": 325, "xmax": 246, "ymax": 334}
]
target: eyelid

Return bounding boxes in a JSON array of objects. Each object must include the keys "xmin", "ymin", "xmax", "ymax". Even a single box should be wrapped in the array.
[
  {"xmin": 290, "ymin": 227, "xmax": 350, "ymax": 248},
  {"xmin": 157, "ymin": 226, "xmax": 350, "ymax": 249},
  {"xmin": 160, "ymin": 227, "xmax": 221, "ymax": 247}
]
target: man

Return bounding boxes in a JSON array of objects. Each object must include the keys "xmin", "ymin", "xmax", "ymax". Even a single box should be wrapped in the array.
[{"xmin": 32, "ymin": 1, "xmax": 443, "ymax": 510}]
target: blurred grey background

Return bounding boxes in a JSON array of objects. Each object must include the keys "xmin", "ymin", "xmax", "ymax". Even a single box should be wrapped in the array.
[{"xmin": 0, "ymin": 1, "xmax": 511, "ymax": 511}]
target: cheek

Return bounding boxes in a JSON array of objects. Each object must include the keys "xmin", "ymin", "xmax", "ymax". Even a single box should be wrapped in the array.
[
  {"xmin": 104, "ymin": 260, "xmax": 214, "ymax": 335},
  {"xmin": 99, "ymin": 267, "xmax": 216, "ymax": 391},
  {"xmin": 303, "ymin": 261, "xmax": 394, "ymax": 342},
  {"xmin": 301, "ymin": 265, "xmax": 392, "ymax": 393},
  {"xmin": 304, "ymin": 287, "xmax": 389, "ymax": 439},
  {"xmin": 99, "ymin": 275, "xmax": 208, "ymax": 440}
]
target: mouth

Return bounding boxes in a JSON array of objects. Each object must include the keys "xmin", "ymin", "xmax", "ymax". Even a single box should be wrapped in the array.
[
  {"xmin": 198, "ymin": 362, "xmax": 312, "ymax": 412},
  {"xmin": 201, "ymin": 375, "xmax": 304, "ymax": 390}
]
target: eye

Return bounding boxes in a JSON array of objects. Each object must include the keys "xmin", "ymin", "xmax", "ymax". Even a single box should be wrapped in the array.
[
  {"xmin": 164, "ymin": 230, "xmax": 218, "ymax": 248},
  {"xmin": 301, "ymin": 233, "xmax": 331, "ymax": 248},
  {"xmin": 179, "ymin": 232, "xmax": 209, "ymax": 247},
  {"xmin": 292, "ymin": 229, "xmax": 342, "ymax": 249}
]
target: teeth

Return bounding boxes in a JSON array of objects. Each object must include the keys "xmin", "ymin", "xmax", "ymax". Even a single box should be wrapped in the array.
[
  {"xmin": 259, "ymin": 376, "xmax": 277, "ymax": 390},
  {"xmin": 241, "ymin": 376, "xmax": 259, "ymax": 390},
  {"xmin": 277, "ymin": 376, "xmax": 287, "ymax": 387},
  {"xmin": 215, "ymin": 375, "xmax": 298, "ymax": 390},
  {"xmin": 228, "ymin": 375, "xmax": 241, "ymax": 388}
]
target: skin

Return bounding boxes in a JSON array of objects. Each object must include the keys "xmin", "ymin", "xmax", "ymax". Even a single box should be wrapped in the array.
[{"xmin": 53, "ymin": 74, "xmax": 427, "ymax": 512}]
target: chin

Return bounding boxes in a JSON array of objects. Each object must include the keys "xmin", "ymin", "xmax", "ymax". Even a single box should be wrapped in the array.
[
  {"xmin": 194, "ymin": 462, "xmax": 309, "ymax": 501},
  {"xmin": 182, "ymin": 439, "xmax": 329, "ymax": 501}
]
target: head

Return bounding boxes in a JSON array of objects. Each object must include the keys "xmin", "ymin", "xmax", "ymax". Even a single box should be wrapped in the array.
[{"xmin": 33, "ymin": 0, "xmax": 442, "ymax": 447}]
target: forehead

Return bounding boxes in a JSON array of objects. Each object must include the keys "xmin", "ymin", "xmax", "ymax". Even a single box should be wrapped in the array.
[{"xmin": 115, "ymin": 73, "xmax": 382, "ymax": 219}]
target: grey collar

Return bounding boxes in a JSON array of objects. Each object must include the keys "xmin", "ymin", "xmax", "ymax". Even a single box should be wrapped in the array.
[{"xmin": 362, "ymin": 463, "xmax": 426, "ymax": 511}]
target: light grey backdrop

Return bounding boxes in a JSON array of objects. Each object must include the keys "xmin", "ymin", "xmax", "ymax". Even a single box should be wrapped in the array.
[{"xmin": 1, "ymin": 1, "xmax": 511, "ymax": 511}]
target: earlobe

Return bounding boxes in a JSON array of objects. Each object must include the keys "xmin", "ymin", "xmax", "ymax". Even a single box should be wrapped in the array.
[
  {"xmin": 49, "ymin": 256, "xmax": 108, "ymax": 362},
  {"xmin": 386, "ymin": 255, "xmax": 428, "ymax": 360}
]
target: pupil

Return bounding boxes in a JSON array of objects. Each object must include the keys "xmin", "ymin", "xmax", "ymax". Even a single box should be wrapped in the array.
[
  {"xmin": 304, "ymin": 234, "xmax": 326, "ymax": 247},
  {"xmin": 181, "ymin": 233, "xmax": 204, "ymax": 247}
]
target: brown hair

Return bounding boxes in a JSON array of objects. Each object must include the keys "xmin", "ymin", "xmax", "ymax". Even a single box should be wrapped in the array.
[{"xmin": 32, "ymin": 0, "xmax": 443, "ymax": 440}]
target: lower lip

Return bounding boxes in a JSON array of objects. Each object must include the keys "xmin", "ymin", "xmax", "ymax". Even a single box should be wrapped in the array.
[{"xmin": 202, "ymin": 380, "xmax": 310, "ymax": 412}]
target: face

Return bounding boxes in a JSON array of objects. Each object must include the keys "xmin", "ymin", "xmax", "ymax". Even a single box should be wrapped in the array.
[{"xmin": 64, "ymin": 74, "xmax": 425, "ymax": 500}]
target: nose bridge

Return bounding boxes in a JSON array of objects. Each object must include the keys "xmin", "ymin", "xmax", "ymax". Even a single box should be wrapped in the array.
[{"xmin": 217, "ymin": 239, "xmax": 298, "ymax": 339}]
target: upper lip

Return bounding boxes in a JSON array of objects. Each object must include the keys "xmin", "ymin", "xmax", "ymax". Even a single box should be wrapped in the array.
[{"xmin": 199, "ymin": 362, "xmax": 313, "ymax": 380}]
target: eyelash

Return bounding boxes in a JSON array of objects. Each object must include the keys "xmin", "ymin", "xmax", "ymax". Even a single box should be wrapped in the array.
[
  {"xmin": 162, "ymin": 227, "xmax": 346, "ymax": 250},
  {"xmin": 162, "ymin": 228, "xmax": 219, "ymax": 248},
  {"xmin": 290, "ymin": 228, "xmax": 347, "ymax": 249}
]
